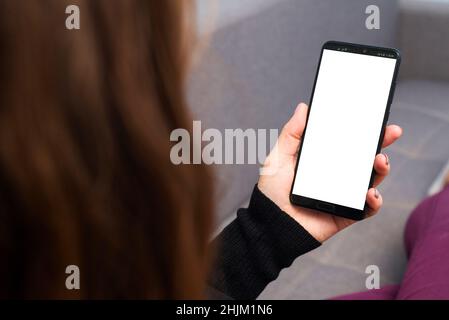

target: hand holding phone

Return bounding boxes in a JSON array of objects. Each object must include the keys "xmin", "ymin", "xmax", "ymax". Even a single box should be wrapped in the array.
[
  {"xmin": 290, "ymin": 41, "xmax": 401, "ymax": 220},
  {"xmin": 258, "ymin": 103, "xmax": 402, "ymax": 242},
  {"xmin": 258, "ymin": 41, "xmax": 402, "ymax": 241}
]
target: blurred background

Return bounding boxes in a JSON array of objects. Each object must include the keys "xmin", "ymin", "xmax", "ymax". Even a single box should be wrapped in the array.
[{"xmin": 188, "ymin": 0, "xmax": 449, "ymax": 299}]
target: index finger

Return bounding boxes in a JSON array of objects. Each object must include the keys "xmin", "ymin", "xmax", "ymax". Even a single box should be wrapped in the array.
[{"xmin": 382, "ymin": 125, "xmax": 403, "ymax": 148}]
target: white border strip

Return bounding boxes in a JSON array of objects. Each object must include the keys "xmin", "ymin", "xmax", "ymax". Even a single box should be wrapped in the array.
[{"xmin": 428, "ymin": 159, "xmax": 449, "ymax": 196}]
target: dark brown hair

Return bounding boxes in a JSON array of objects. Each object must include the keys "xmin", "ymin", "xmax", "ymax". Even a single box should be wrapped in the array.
[{"xmin": 0, "ymin": 0, "xmax": 212, "ymax": 298}]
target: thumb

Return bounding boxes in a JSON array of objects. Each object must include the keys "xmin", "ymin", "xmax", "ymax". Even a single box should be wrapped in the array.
[{"xmin": 277, "ymin": 103, "xmax": 308, "ymax": 156}]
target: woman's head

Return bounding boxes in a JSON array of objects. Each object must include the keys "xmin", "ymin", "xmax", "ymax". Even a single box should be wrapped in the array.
[{"xmin": 0, "ymin": 0, "xmax": 212, "ymax": 298}]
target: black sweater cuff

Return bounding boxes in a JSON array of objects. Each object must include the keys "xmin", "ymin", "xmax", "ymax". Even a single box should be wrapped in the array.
[{"xmin": 209, "ymin": 184, "xmax": 321, "ymax": 300}]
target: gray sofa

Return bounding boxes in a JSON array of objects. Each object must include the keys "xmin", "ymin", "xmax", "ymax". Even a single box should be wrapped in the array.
[{"xmin": 189, "ymin": 0, "xmax": 449, "ymax": 299}]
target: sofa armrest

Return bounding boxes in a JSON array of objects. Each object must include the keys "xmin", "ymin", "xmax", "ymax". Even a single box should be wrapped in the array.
[{"xmin": 398, "ymin": 0, "xmax": 449, "ymax": 81}]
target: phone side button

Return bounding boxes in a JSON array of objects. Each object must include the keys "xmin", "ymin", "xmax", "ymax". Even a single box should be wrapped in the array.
[{"xmin": 316, "ymin": 202, "xmax": 335, "ymax": 213}]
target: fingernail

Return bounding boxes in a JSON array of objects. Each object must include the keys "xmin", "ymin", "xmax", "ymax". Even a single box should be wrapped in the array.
[
  {"xmin": 374, "ymin": 188, "xmax": 380, "ymax": 199},
  {"xmin": 384, "ymin": 153, "xmax": 389, "ymax": 166},
  {"xmin": 294, "ymin": 104, "xmax": 302, "ymax": 114}
]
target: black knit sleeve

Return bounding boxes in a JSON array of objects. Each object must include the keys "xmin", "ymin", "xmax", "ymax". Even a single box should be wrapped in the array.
[{"xmin": 208, "ymin": 184, "xmax": 321, "ymax": 300}]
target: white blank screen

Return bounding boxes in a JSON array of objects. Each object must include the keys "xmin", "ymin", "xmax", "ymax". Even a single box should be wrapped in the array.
[{"xmin": 292, "ymin": 49, "xmax": 396, "ymax": 210}]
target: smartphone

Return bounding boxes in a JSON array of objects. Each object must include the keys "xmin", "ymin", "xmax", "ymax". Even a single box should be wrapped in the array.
[{"xmin": 290, "ymin": 41, "xmax": 401, "ymax": 220}]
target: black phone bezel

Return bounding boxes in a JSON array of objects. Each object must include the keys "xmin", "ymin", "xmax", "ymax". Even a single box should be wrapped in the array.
[{"xmin": 289, "ymin": 41, "xmax": 401, "ymax": 221}]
